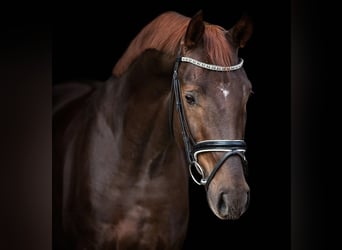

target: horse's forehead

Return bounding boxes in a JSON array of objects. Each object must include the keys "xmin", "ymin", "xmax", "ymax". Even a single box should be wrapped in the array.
[
  {"xmin": 183, "ymin": 68, "xmax": 249, "ymax": 90},
  {"xmin": 209, "ymin": 79, "xmax": 248, "ymax": 98},
  {"xmin": 198, "ymin": 73, "xmax": 251, "ymax": 105}
]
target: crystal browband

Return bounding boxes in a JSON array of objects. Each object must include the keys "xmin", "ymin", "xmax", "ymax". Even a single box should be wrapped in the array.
[{"xmin": 180, "ymin": 57, "xmax": 244, "ymax": 72}]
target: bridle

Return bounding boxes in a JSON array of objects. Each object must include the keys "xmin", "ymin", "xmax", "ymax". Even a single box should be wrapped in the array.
[{"xmin": 169, "ymin": 49, "xmax": 248, "ymax": 189}]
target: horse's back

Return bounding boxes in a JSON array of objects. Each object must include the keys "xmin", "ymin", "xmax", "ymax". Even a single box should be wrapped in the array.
[
  {"xmin": 52, "ymin": 80, "xmax": 104, "ymax": 145},
  {"xmin": 53, "ymin": 80, "xmax": 104, "ymax": 115}
]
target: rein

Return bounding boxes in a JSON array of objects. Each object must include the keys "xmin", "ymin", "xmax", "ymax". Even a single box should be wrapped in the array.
[{"xmin": 169, "ymin": 49, "xmax": 248, "ymax": 189}]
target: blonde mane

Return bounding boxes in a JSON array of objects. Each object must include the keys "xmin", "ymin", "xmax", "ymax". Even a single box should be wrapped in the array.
[{"xmin": 112, "ymin": 11, "xmax": 234, "ymax": 77}]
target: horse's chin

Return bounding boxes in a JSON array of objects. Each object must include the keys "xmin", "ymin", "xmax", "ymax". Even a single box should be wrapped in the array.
[{"xmin": 212, "ymin": 208, "xmax": 245, "ymax": 220}]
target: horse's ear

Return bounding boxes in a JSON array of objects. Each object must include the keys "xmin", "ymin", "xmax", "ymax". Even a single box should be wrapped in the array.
[
  {"xmin": 227, "ymin": 14, "xmax": 253, "ymax": 48},
  {"xmin": 184, "ymin": 10, "xmax": 205, "ymax": 49}
]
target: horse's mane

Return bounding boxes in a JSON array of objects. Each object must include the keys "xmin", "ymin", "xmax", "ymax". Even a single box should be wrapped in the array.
[{"xmin": 112, "ymin": 11, "xmax": 234, "ymax": 77}]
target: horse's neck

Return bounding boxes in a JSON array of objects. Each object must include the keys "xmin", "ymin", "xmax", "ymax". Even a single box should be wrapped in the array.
[
  {"xmin": 97, "ymin": 52, "xmax": 183, "ymax": 179},
  {"xmin": 60, "ymin": 52, "xmax": 189, "ymax": 234}
]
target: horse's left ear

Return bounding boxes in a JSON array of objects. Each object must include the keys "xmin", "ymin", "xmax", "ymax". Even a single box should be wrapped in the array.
[
  {"xmin": 227, "ymin": 14, "xmax": 253, "ymax": 48},
  {"xmin": 184, "ymin": 10, "xmax": 205, "ymax": 49}
]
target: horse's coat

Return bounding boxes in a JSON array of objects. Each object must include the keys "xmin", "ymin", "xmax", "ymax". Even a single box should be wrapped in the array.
[{"xmin": 53, "ymin": 10, "xmax": 253, "ymax": 249}]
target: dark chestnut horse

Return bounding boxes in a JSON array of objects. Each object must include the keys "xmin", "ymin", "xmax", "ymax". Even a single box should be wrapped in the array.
[{"xmin": 53, "ymin": 10, "xmax": 253, "ymax": 249}]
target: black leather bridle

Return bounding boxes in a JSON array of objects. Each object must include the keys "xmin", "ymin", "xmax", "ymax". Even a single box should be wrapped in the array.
[{"xmin": 169, "ymin": 49, "xmax": 248, "ymax": 189}]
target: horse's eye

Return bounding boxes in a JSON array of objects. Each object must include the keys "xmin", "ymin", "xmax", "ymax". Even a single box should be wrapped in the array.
[{"xmin": 185, "ymin": 94, "xmax": 196, "ymax": 105}]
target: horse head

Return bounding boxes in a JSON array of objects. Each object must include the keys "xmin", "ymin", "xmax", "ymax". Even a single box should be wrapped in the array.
[{"xmin": 172, "ymin": 10, "xmax": 253, "ymax": 220}]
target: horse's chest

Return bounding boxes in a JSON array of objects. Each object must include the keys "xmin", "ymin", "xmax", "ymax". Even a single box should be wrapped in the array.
[
  {"xmin": 115, "ymin": 206, "xmax": 163, "ymax": 246},
  {"xmin": 96, "ymin": 204, "xmax": 185, "ymax": 249}
]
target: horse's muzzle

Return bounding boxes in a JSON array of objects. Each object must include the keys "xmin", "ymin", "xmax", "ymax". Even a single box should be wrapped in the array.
[{"xmin": 214, "ymin": 187, "xmax": 250, "ymax": 220}]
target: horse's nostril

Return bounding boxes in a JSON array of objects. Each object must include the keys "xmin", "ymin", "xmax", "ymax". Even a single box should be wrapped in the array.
[{"xmin": 217, "ymin": 193, "xmax": 229, "ymax": 216}]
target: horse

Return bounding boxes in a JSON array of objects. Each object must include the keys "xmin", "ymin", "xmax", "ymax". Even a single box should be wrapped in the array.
[{"xmin": 53, "ymin": 10, "xmax": 253, "ymax": 250}]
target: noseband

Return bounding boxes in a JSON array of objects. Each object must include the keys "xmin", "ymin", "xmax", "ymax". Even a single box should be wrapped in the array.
[{"xmin": 169, "ymin": 49, "xmax": 248, "ymax": 189}]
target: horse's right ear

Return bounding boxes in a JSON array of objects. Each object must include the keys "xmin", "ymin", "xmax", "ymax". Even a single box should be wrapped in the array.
[
  {"xmin": 227, "ymin": 14, "xmax": 253, "ymax": 48},
  {"xmin": 183, "ymin": 10, "xmax": 205, "ymax": 49}
]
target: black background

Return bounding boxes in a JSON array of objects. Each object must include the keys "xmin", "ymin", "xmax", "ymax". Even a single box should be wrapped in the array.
[
  {"xmin": 52, "ymin": 1, "xmax": 290, "ymax": 249},
  {"xmin": 2, "ymin": 0, "xmax": 335, "ymax": 250}
]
